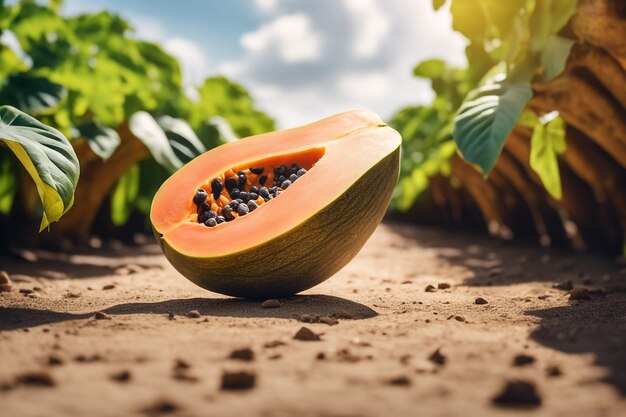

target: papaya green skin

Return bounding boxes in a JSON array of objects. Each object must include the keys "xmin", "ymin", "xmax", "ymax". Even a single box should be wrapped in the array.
[{"xmin": 155, "ymin": 147, "xmax": 399, "ymax": 299}]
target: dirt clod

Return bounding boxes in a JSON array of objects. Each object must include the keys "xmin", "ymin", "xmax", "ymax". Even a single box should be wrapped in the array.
[
  {"xmin": 48, "ymin": 355, "xmax": 64, "ymax": 366},
  {"xmin": 569, "ymin": 288, "xmax": 592, "ymax": 300},
  {"xmin": 513, "ymin": 354, "xmax": 535, "ymax": 367},
  {"xmin": 553, "ymin": 280, "xmax": 574, "ymax": 291},
  {"xmin": 293, "ymin": 327, "xmax": 321, "ymax": 341},
  {"xmin": 264, "ymin": 340, "xmax": 286, "ymax": 349},
  {"xmin": 111, "ymin": 370, "xmax": 132, "ymax": 383},
  {"xmin": 425, "ymin": 284, "xmax": 436, "ymax": 292},
  {"xmin": 16, "ymin": 371, "xmax": 56, "ymax": 387},
  {"xmin": 319, "ymin": 316, "xmax": 338, "ymax": 326},
  {"xmin": 187, "ymin": 310, "xmax": 201, "ymax": 318},
  {"xmin": 387, "ymin": 376, "xmax": 411, "ymax": 386},
  {"xmin": 261, "ymin": 299, "xmax": 282, "ymax": 308},
  {"xmin": 437, "ymin": 283, "xmax": 451, "ymax": 289},
  {"xmin": 142, "ymin": 398, "xmax": 179, "ymax": 415},
  {"xmin": 475, "ymin": 297, "xmax": 489, "ymax": 305},
  {"xmin": 95, "ymin": 311, "xmax": 112, "ymax": 320},
  {"xmin": 492, "ymin": 380, "xmax": 542, "ymax": 408},
  {"xmin": 546, "ymin": 365, "xmax": 563, "ymax": 377},
  {"xmin": 428, "ymin": 348, "xmax": 446, "ymax": 366},
  {"xmin": 229, "ymin": 348, "xmax": 255, "ymax": 361},
  {"xmin": 102, "ymin": 284, "xmax": 116, "ymax": 290},
  {"xmin": 220, "ymin": 371, "xmax": 256, "ymax": 390}
]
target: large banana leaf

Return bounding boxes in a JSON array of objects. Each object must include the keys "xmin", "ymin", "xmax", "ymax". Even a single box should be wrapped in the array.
[{"xmin": 0, "ymin": 105, "xmax": 79, "ymax": 230}]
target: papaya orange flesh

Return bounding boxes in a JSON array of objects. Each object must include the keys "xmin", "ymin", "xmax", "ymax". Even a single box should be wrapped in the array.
[{"xmin": 151, "ymin": 110, "xmax": 401, "ymax": 298}]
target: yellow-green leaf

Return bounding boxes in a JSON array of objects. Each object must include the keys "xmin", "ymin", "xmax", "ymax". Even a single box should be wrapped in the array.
[{"xmin": 529, "ymin": 112, "xmax": 566, "ymax": 199}]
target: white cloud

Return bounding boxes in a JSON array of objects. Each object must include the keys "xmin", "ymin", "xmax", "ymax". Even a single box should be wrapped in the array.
[
  {"xmin": 163, "ymin": 37, "xmax": 209, "ymax": 86},
  {"xmin": 343, "ymin": 0, "xmax": 390, "ymax": 58},
  {"xmin": 220, "ymin": 0, "xmax": 467, "ymax": 128},
  {"xmin": 240, "ymin": 13, "xmax": 320, "ymax": 63}
]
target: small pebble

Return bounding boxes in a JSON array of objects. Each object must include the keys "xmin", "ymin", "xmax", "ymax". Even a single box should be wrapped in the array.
[
  {"xmin": 187, "ymin": 310, "xmax": 201, "ymax": 318},
  {"xmin": 569, "ymin": 288, "xmax": 592, "ymax": 300},
  {"xmin": 293, "ymin": 327, "xmax": 321, "ymax": 341},
  {"xmin": 513, "ymin": 354, "xmax": 535, "ymax": 367},
  {"xmin": 475, "ymin": 297, "xmax": 488, "ymax": 305},
  {"xmin": 229, "ymin": 348, "xmax": 254, "ymax": 361},
  {"xmin": 299, "ymin": 314, "xmax": 314, "ymax": 323},
  {"xmin": 437, "ymin": 282, "xmax": 451, "ymax": 289},
  {"xmin": 492, "ymin": 380, "xmax": 542, "ymax": 407},
  {"xmin": 110, "ymin": 370, "xmax": 131, "ymax": 383},
  {"xmin": 428, "ymin": 348, "xmax": 446, "ymax": 366},
  {"xmin": 261, "ymin": 299, "xmax": 281, "ymax": 308},
  {"xmin": 220, "ymin": 371, "xmax": 256, "ymax": 390},
  {"xmin": 16, "ymin": 371, "xmax": 56, "ymax": 387},
  {"xmin": 95, "ymin": 311, "xmax": 112, "ymax": 320},
  {"xmin": 387, "ymin": 376, "xmax": 411, "ymax": 386},
  {"xmin": 425, "ymin": 285, "xmax": 436, "ymax": 292},
  {"xmin": 102, "ymin": 284, "xmax": 115, "ymax": 290}
]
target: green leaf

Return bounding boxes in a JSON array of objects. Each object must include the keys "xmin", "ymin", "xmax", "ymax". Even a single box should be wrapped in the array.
[
  {"xmin": 128, "ymin": 111, "xmax": 182, "ymax": 173},
  {"xmin": 541, "ymin": 35, "xmax": 575, "ymax": 81},
  {"xmin": 413, "ymin": 59, "xmax": 447, "ymax": 80},
  {"xmin": 74, "ymin": 121, "xmax": 121, "ymax": 161},
  {"xmin": 530, "ymin": 0, "xmax": 578, "ymax": 52},
  {"xmin": 0, "ymin": 105, "xmax": 79, "ymax": 230},
  {"xmin": 529, "ymin": 111, "xmax": 566, "ymax": 199},
  {"xmin": 0, "ymin": 151, "xmax": 17, "ymax": 214},
  {"xmin": 454, "ymin": 71, "xmax": 533, "ymax": 175},
  {"xmin": 157, "ymin": 116, "xmax": 206, "ymax": 164},
  {"xmin": 0, "ymin": 73, "xmax": 67, "ymax": 115},
  {"xmin": 111, "ymin": 163, "xmax": 139, "ymax": 226},
  {"xmin": 432, "ymin": 0, "xmax": 447, "ymax": 11}
]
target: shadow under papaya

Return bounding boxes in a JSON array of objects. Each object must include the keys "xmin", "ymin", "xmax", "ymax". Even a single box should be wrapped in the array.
[{"xmin": 0, "ymin": 294, "xmax": 378, "ymax": 331}]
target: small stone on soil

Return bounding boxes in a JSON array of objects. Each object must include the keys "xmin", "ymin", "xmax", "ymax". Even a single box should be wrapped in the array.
[
  {"xmin": 95, "ymin": 311, "xmax": 112, "ymax": 320},
  {"xmin": 492, "ymin": 380, "xmax": 542, "ymax": 408},
  {"xmin": 553, "ymin": 280, "xmax": 574, "ymax": 291},
  {"xmin": 264, "ymin": 340, "xmax": 286, "ymax": 349},
  {"xmin": 48, "ymin": 355, "xmax": 64, "ymax": 366},
  {"xmin": 475, "ymin": 297, "xmax": 489, "ymax": 305},
  {"xmin": 293, "ymin": 327, "xmax": 321, "ymax": 341},
  {"xmin": 187, "ymin": 310, "xmax": 201, "ymax": 318},
  {"xmin": 546, "ymin": 365, "xmax": 563, "ymax": 377},
  {"xmin": 142, "ymin": 398, "xmax": 180, "ymax": 414},
  {"xmin": 261, "ymin": 299, "xmax": 281, "ymax": 308},
  {"xmin": 319, "ymin": 316, "xmax": 338, "ymax": 326},
  {"xmin": 386, "ymin": 376, "xmax": 411, "ymax": 386},
  {"xmin": 174, "ymin": 359, "xmax": 190, "ymax": 371},
  {"xmin": 16, "ymin": 371, "xmax": 56, "ymax": 387},
  {"xmin": 437, "ymin": 283, "xmax": 451, "ymax": 289},
  {"xmin": 229, "ymin": 348, "xmax": 255, "ymax": 361},
  {"xmin": 102, "ymin": 284, "xmax": 115, "ymax": 290},
  {"xmin": 425, "ymin": 285, "xmax": 436, "ymax": 292},
  {"xmin": 569, "ymin": 288, "xmax": 592, "ymax": 300},
  {"xmin": 111, "ymin": 370, "xmax": 132, "ymax": 383},
  {"xmin": 428, "ymin": 348, "xmax": 446, "ymax": 366},
  {"xmin": 513, "ymin": 354, "xmax": 535, "ymax": 367},
  {"xmin": 220, "ymin": 371, "xmax": 256, "ymax": 390}
]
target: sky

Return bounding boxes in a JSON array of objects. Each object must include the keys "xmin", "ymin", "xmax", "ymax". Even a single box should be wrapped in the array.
[{"xmin": 62, "ymin": 0, "xmax": 468, "ymax": 128}]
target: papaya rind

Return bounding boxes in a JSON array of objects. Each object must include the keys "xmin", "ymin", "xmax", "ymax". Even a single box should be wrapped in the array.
[{"xmin": 156, "ymin": 142, "xmax": 400, "ymax": 299}]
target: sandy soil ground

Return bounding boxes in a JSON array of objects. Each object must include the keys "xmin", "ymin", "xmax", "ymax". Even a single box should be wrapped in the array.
[{"xmin": 1, "ymin": 222, "xmax": 625, "ymax": 417}]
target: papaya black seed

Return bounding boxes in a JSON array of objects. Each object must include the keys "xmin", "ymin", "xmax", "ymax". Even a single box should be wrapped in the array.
[
  {"xmin": 238, "ymin": 203, "xmax": 249, "ymax": 216},
  {"xmin": 249, "ymin": 193, "xmax": 259, "ymax": 200},
  {"xmin": 198, "ymin": 212, "xmax": 209, "ymax": 223},
  {"xmin": 208, "ymin": 210, "xmax": 217, "ymax": 219},
  {"xmin": 289, "ymin": 174, "xmax": 298, "ymax": 182},
  {"xmin": 238, "ymin": 174, "xmax": 247, "ymax": 189},
  {"xmin": 229, "ymin": 200, "xmax": 239, "ymax": 210},
  {"xmin": 250, "ymin": 186, "xmax": 259, "ymax": 194},
  {"xmin": 216, "ymin": 216, "xmax": 225, "ymax": 224},
  {"xmin": 199, "ymin": 202, "xmax": 211, "ymax": 213},
  {"xmin": 281, "ymin": 180, "xmax": 292, "ymax": 189},
  {"xmin": 236, "ymin": 198, "xmax": 244, "ymax": 203},
  {"xmin": 247, "ymin": 200, "xmax": 258, "ymax": 211},
  {"xmin": 225, "ymin": 178, "xmax": 237, "ymax": 192},
  {"xmin": 205, "ymin": 218, "xmax": 217, "ymax": 227},
  {"xmin": 193, "ymin": 189, "xmax": 207, "ymax": 206},
  {"xmin": 250, "ymin": 167, "xmax": 264, "ymax": 175},
  {"xmin": 259, "ymin": 187, "xmax": 270, "ymax": 199},
  {"xmin": 211, "ymin": 179, "xmax": 224, "ymax": 200},
  {"xmin": 259, "ymin": 175, "xmax": 268, "ymax": 185},
  {"xmin": 297, "ymin": 168, "xmax": 307, "ymax": 176},
  {"xmin": 230, "ymin": 188, "xmax": 240, "ymax": 199},
  {"xmin": 222, "ymin": 206, "xmax": 236, "ymax": 221}
]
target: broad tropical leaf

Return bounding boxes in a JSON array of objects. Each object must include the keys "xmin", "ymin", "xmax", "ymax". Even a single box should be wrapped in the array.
[
  {"xmin": 157, "ymin": 116, "xmax": 206, "ymax": 164},
  {"xmin": 74, "ymin": 120, "xmax": 121, "ymax": 160},
  {"xmin": 454, "ymin": 71, "xmax": 532, "ymax": 175},
  {"xmin": 529, "ymin": 111, "xmax": 566, "ymax": 199},
  {"xmin": 0, "ymin": 105, "xmax": 79, "ymax": 230},
  {"xmin": 541, "ymin": 35, "xmax": 575, "ymax": 81},
  {"xmin": 0, "ymin": 73, "xmax": 66, "ymax": 114},
  {"xmin": 129, "ymin": 111, "xmax": 182, "ymax": 173}
]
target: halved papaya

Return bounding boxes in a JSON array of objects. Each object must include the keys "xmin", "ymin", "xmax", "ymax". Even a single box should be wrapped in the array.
[{"xmin": 151, "ymin": 110, "xmax": 401, "ymax": 298}]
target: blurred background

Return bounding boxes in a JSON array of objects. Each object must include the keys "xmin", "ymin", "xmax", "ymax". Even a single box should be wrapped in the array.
[{"xmin": 0, "ymin": 0, "xmax": 625, "ymax": 256}]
